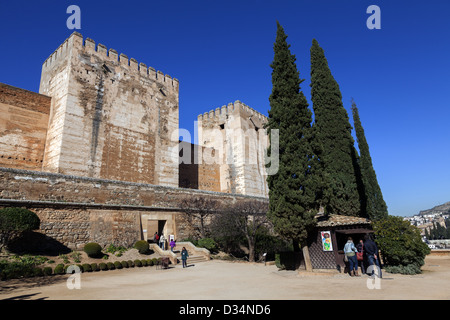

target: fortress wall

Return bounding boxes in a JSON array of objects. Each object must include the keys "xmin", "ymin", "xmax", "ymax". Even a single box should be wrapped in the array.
[
  {"xmin": 39, "ymin": 32, "xmax": 179, "ymax": 187},
  {"xmin": 0, "ymin": 83, "xmax": 51, "ymax": 171},
  {"xmin": 0, "ymin": 167, "xmax": 267, "ymax": 249},
  {"xmin": 197, "ymin": 101, "xmax": 269, "ymax": 197}
]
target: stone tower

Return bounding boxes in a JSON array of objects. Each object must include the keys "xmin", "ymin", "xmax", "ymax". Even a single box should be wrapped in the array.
[
  {"xmin": 197, "ymin": 100, "xmax": 269, "ymax": 197},
  {"xmin": 39, "ymin": 32, "xmax": 179, "ymax": 187}
]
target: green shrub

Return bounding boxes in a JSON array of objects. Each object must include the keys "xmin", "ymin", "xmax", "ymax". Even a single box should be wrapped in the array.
[
  {"xmin": 64, "ymin": 264, "xmax": 82, "ymax": 273},
  {"xmin": 134, "ymin": 240, "xmax": 149, "ymax": 254},
  {"xmin": 54, "ymin": 264, "xmax": 65, "ymax": 275},
  {"xmin": 90, "ymin": 263, "xmax": 99, "ymax": 272},
  {"xmin": 385, "ymin": 264, "xmax": 422, "ymax": 275},
  {"xmin": 147, "ymin": 259, "xmax": 153, "ymax": 266},
  {"xmin": 33, "ymin": 267, "xmax": 44, "ymax": 277},
  {"xmin": 0, "ymin": 261, "xmax": 34, "ymax": 280},
  {"xmin": 141, "ymin": 259, "xmax": 147, "ymax": 266},
  {"xmin": 43, "ymin": 267, "xmax": 53, "ymax": 276},
  {"xmin": 0, "ymin": 208, "xmax": 40, "ymax": 250},
  {"xmin": 105, "ymin": 244, "xmax": 127, "ymax": 256},
  {"xmin": 134, "ymin": 259, "xmax": 142, "ymax": 267},
  {"xmin": 127, "ymin": 260, "xmax": 134, "ymax": 268},
  {"xmin": 152, "ymin": 258, "xmax": 159, "ymax": 265},
  {"xmin": 99, "ymin": 263, "xmax": 107, "ymax": 271},
  {"xmin": 121, "ymin": 261, "xmax": 128, "ymax": 268},
  {"xmin": 197, "ymin": 238, "xmax": 217, "ymax": 252},
  {"xmin": 107, "ymin": 262, "xmax": 115, "ymax": 270},
  {"xmin": 82, "ymin": 263, "xmax": 92, "ymax": 272},
  {"xmin": 373, "ymin": 216, "xmax": 431, "ymax": 275},
  {"xmin": 114, "ymin": 261, "xmax": 123, "ymax": 269},
  {"xmin": 275, "ymin": 252, "xmax": 302, "ymax": 270},
  {"xmin": 83, "ymin": 242, "xmax": 103, "ymax": 258}
]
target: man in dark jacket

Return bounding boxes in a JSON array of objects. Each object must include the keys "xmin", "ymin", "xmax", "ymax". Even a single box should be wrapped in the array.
[{"xmin": 364, "ymin": 234, "xmax": 382, "ymax": 278}]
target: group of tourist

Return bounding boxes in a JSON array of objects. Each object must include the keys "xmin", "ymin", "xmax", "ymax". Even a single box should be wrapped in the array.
[
  {"xmin": 344, "ymin": 234, "xmax": 382, "ymax": 278},
  {"xmin": 152, "ymin": 232, "xmax": 189, "ymax": 268}
]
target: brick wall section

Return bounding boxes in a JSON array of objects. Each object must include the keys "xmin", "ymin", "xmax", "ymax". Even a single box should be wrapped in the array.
[
  {"xmin": 0, "ymin": 167, "xmax": 267, "ymax": 249},
  {"xmin": 0, "ymin": 83, "xmax": 51, "ymax": 171}
]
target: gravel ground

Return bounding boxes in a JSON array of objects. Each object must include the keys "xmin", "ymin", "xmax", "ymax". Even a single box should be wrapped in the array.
[{"xmin": 1, "ymin": 255, "xmax": 449, "ymax": 300}]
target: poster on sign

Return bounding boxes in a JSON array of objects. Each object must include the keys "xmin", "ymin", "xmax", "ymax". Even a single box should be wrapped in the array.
[{"xmin": 321, "ymin": 231, "xmax": 333, "ymax": 251}]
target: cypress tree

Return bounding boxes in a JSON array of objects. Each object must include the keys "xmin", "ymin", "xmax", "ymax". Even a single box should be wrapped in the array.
[
  {"xmin": 310, "ymin": 39, "xmax": 361, "ymax": 216},
  {"xmin": 351, "ymin": 99, "xmax": 388, "ymax": 220},
  {"xmin": 266, "ymin": 23, "xmax": 322, "ymax": 251}
]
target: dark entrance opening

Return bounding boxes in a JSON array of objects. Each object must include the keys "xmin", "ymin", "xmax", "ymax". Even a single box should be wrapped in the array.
[{"xmin": 158, "ymin": 220, "xmax": 166, "ymax": 236}]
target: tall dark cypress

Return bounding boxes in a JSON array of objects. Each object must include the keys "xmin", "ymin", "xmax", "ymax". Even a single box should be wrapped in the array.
[
  {"xmin": 266, "ymin": 23, "xmax": 322, "ymax": 250},
  {"xmin": 351, "ymin": 99, "xmax": 388, "ymax": 220},
  {"xmin": 310, "ymin": 39, "xmax": 361, "ymax": 216}
]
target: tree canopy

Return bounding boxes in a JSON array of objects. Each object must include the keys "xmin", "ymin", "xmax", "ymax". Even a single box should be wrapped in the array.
[{"xmin": 266, "ymin": 23, "xmax": 323, "ymax": 249}]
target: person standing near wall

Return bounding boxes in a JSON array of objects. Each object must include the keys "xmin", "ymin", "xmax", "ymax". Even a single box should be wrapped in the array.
[
  {"xmin": 344, "ymin": 237, "xmax": 359, "ymax": 276},
  {"xmin": 181, "ymin": 247, "xmax": 189, "ymax": 268},
  {"xmin": 364, "ymin": 234, "xmax": 382, "ymax": 278},
  {"xmin": 356, "ymin": 239, "xmax": 366, "ymax": 274},
  {"xmin": 159, "ymin": 234, "xmax": 166, "ymax": 250}
]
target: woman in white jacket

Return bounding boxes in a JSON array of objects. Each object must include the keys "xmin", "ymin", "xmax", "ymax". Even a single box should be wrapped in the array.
[{"xmin": 344, "ymin": 237, "xmax": 359, "ymax": 276}]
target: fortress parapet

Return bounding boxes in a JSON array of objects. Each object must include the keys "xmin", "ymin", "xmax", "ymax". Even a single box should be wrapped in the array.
[
  {"xmin": 42, "ymin": 32, "xmax": 179, "ymax": 90},
  {"xmin": 197, "ymin": 100, "xmax": 267, "ymax": 124}
]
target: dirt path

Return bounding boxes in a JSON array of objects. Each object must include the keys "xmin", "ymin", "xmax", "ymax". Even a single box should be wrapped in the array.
[{"xmin": 1, "ymin": 255, "xmax": 449, "ymax": 300}]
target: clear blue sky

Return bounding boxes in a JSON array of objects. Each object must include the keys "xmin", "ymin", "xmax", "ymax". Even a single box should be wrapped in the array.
[{"xmin": 1, "ymin": 0, "xmax": 449, "ymax": 217}]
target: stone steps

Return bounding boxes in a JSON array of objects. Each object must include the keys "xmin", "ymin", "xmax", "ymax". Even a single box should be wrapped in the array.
[{"xmin": 174, "ymin": 250, "xmax": 208, "ymax": 264}]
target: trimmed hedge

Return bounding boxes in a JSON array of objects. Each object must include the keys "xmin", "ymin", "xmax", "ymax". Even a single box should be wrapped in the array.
[
  {"xmin": 83, "ymin": 242, "xmax": 103, "ymax": 258},
  {"xmin": 91, "ymin": 263, "xmax": 99, "ymax": 272},
  {"xmin": 43, "ymin": 267, "xmax": 53, "ymax": 276},
  {"xmin": 134, "ymin": 240, "xmax": 150, "ymax": 254},
  {"xmin": 0, "ymin": 239, "xmax": 166, "ymax": 281},
  {"xmin": 82, "ymin": 263, "xmax": 92, "ymax": 272},
  {"xmin": 54, "ymin": 264, "xmax": 65, "ymax": 275}
]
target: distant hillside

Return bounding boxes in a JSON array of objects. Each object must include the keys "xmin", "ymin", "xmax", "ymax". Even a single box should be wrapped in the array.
[{"xmin": 419, "ymin": 201, "xmax": 450, "ymax": 216}]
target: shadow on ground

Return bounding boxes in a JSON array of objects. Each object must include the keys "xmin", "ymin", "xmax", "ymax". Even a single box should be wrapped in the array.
[{"xmin": 0, "ymin": 274, "xmax": 66, "ymax": 299}]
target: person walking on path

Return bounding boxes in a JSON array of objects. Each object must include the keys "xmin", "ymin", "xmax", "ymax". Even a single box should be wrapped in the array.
[
  {"xmin": 170, "ymin": 239, "xmax": 176, "ymax": 252},
  {"xmin": 344, "ymin": 237, "xmax": 359, "ymax": 276},
  {"xmin": 181, "ymin": 247, "xmax": 189, "ymax": 268},
  {"xmin": 364, "ymin": 234, "xmax": 382, "ymax": 278}
]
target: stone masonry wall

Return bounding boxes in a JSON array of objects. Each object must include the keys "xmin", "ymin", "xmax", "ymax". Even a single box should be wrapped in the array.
[
  {"xmin": 0, "ymin": 83, "xmax": 51, "ymax": 171},
  {"xmin": 39, "ymin": 32, "xmax": 179, "ymax": 187},
  {"xmin": 0, "ymin": 167, "xmax": 267, "ymax": 249}
]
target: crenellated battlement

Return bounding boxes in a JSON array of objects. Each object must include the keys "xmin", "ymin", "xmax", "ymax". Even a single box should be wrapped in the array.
[
  {"xmin": 197, "ymin": 100, "xmax": 268, "ymax": 123},
  {"xmin": 42, "ymin": 32, "xmax": 179, "ymax": 88}
]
